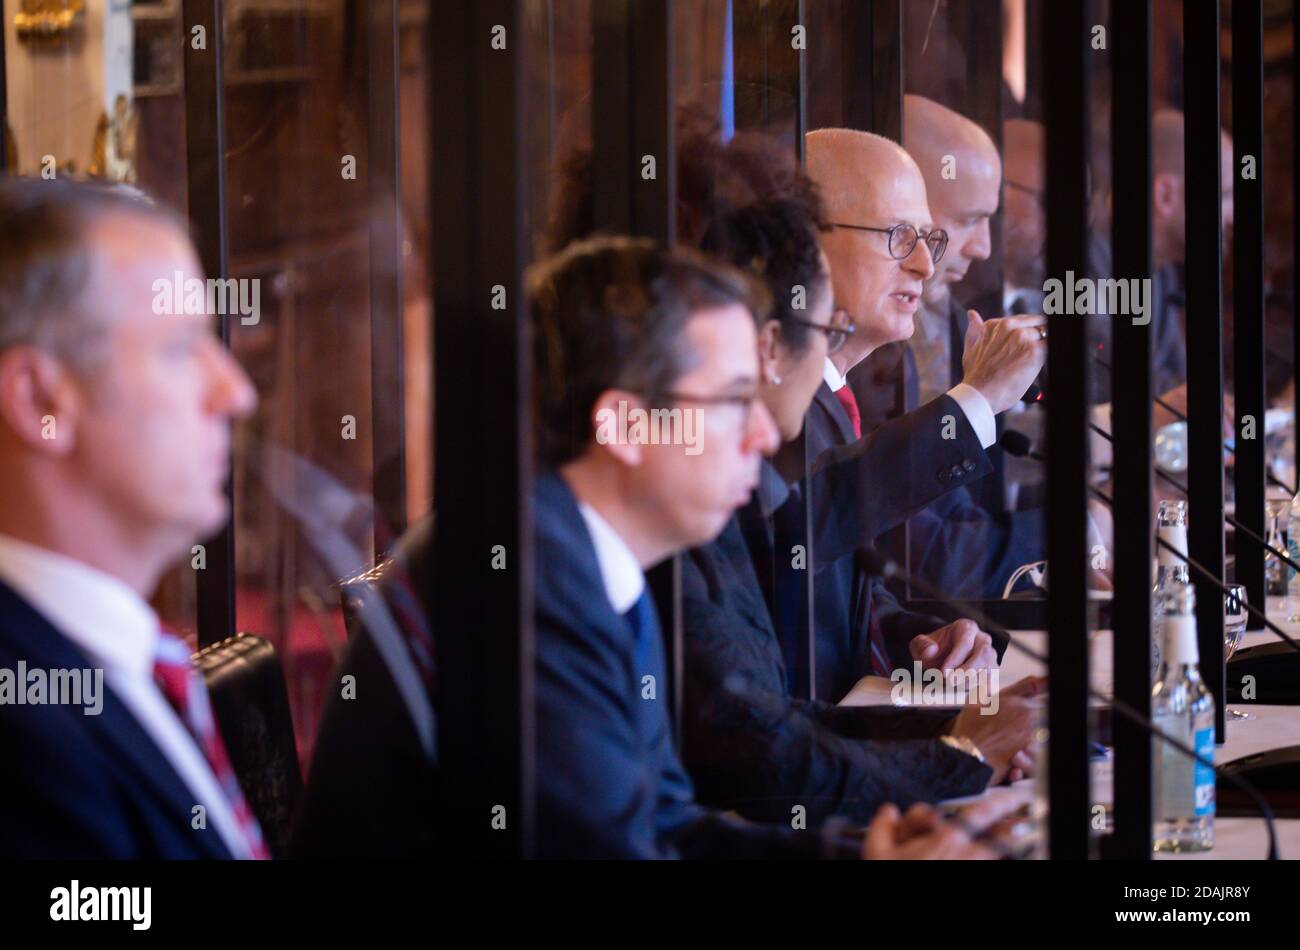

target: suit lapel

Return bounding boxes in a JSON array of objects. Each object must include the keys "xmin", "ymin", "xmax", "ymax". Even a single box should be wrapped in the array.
[
  {"xmin": 812, "ymin": 382, "xmax": 856, "ymax": 446},
  {"xmin": 0, "ymin": 580, "xmax": 233, "ymax": 859}
]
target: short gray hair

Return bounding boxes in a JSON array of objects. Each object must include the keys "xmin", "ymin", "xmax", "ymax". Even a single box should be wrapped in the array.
[{"xmin": 0, "ymin": 176, "xmax": 187, "ymax": 369}]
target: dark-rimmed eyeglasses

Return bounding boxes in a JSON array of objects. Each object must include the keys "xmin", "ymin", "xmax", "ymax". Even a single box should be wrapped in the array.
[
  {"xmin": 786, "ymin": 311, "xmax": 856, "ymax": 354},
  {"xmin": 829, "ymin": 221, "xmax": 949, "ymax": 265}
]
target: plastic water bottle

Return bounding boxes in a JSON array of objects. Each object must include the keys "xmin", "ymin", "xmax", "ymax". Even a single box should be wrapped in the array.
[{"xmin": 1152, "ymin": 583, "xmax": 1215, "ymax": 853}]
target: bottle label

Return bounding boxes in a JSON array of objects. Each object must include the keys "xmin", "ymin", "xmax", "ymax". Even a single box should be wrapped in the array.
[
  {"xmin": 1193, "ymin": 726, "xmax": 1215, "ymax": 817},
  {"xmin": 1157, "ymin": 526, "xmax": 1189, "ymax": 567}
]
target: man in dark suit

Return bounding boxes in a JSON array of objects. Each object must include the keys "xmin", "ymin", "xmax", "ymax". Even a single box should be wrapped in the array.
[
  {"xmin": 796, "ymin": 128, "xmax": 1048, "ymax": 699},
  {"xmin": 847, "ymin": 96, "xmax": 1049, "ymax": 599},
  {"xmin": 529, "ymin": 235, "xmax": 1020, "ymax": 858},
  {"xmin": 0, "ymin": 178, "xmax": 262, "ymax": 858}
]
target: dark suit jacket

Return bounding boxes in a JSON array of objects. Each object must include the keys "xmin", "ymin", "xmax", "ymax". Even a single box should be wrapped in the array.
[
  {"xmin": 851, "ymin": 298, "xmax": 1046, "ymax": 598},
  {"xmin": 681, "ymin": 509, "xmax": 993, "ymax": 826},
  {"xmin": 534, "ymin": 470, "xmax": 858, "ymax": 859},
  {"xmin": 0, "ymin": 580, "xmax": 234, "ymax": 859},
  {"xmin": 292, "ymin": 520, "xmax": 438, "ymax": 858},
  {"xmin": 781, "ymin": 383, "xmax": 1003, "ymax": 700}
]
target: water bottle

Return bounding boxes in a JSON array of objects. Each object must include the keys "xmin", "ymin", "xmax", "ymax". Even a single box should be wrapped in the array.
[
  {"xmin": 1152, "ymin": 499, "xmax": 1190, "ymax": 678},
  {"xmin": 1152, "ymin": 583, "xmax": 1215, "ymax": 853}
]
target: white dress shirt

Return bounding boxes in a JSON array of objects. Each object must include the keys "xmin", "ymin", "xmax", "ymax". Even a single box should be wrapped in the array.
[
  {"xmin": 824, "ymin": 357, "xmax": 997, "ymax": 449},
  {"xmin": 0, "ymin": 534, "xmax": 251, "ymax": 858},
  {"xmin": 576, "ymin": 502, "xmax": 645, "ymax": 614}
]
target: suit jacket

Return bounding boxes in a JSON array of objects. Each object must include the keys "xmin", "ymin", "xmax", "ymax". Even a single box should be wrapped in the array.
[
  {"xmin": 0, "ymin": 580, "xmax": 234, "ymax": 859},
  {"xmin": 781, "ymin": 383, "xmax": 1003, "ymax": 700},
  {"xmin": 533, "ymin": 470, "xmax": 854, "ymax": 859},
  {"xmin": 851, "ymin": 298, "xmax": 1046, "ymax": 598},
  {"xmin": 292, "ymin": 520, "xmax": 438, "ymax": 858},
  {"xmin": 681, "ymin": 508, "xmax": 993, "ymax": 825}
]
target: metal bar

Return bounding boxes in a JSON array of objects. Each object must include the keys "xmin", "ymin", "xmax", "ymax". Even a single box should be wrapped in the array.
[
  {"xmin": 840, "ymin": 0, "xmax": 902, "ymax": 141},
  {"xmin": 366, "ymin": 0, "xmax": 407, "ymax": 548},
  {"xmin": 1183, "ymin": 0, "xmax": 1228, "ymax": 743},
  {"xmin": 1233, "ymin": 0, "xmax": 1266, "ymax": 634},
  {"xmin": 183, "ymin": 0, "xmax": 235, "ymax": 649},
  {"xmin": 1295, "ymin": 1, "xmax": 1300, "ymax": 434},
  {"xmin": 429, "ymin": 0, "xmax": 533, "ymax": 858},
  {"xmin": 591, "ymin": 0, "xmax": 680, "ymax": 733},
  {"xmin": 1108, "ymin": 0, "xmax": 1154, "ymax": 861},
  {"xmin": 1042, "ymin": 0, "xmax": 1092, "ymax": 861}
]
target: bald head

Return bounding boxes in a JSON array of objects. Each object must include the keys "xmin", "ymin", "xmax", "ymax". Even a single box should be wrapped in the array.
[
  {"xmin": 904, "ymin": 95, "xmax": 1001, "ymax": 306},
  {"xmin": 805, "ymin": 128, "xmax": 935, "ymax": 368}
]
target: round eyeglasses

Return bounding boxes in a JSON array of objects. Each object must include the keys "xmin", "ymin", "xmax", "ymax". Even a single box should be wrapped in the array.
[{"xmin": 830, "ymin": 221, "xmax": 949, "ymax": 265}]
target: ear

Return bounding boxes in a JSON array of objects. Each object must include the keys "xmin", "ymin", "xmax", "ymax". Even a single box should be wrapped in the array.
[
  {"xmin": 0, "ymin": 346, "xmax": 82, "ymax": 456},
  {"xmin": 756, "ymin": 320, "xmax": 784, "ymax": 381},
  {"xmin": 589, "ymin": 388, "xmax": 643, "ymax": 467}
]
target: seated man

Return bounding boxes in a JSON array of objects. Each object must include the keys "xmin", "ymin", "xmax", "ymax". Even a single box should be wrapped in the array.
[
  {"xmin": 791, "ymin": 127, "xmax": 1048, "ymax": 700},
  {"xmin": 528, "ymin": 234, "xmax": 1023, "ymax": 858},
  {"xmin": 0, "ymin": 177, "xmax": 263, "ymax": 858}
]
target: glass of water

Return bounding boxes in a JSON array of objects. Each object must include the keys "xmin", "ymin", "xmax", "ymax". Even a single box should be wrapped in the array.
[{"xmin": 1224, "ymin": 584, "xmax": 1254, "ymax": 722}]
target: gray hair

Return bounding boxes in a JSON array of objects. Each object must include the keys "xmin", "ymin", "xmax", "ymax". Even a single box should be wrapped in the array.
[{"xmin": 0, "ymin": 176, "xmax": 187, "ymax": 370}]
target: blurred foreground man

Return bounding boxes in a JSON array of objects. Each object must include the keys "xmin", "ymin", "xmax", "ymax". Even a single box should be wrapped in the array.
[{"xmin": 0, "ymin": 178, "xmax": 263, "ymax": 858}]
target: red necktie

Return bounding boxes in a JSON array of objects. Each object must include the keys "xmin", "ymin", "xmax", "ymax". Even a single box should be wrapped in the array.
[
  {"xmin": 833, "ymin": 385, "xmax": 862, "ymax": 439},
  {"xmin": 153, "ymin": 632, "xmax": 270, "ymax": 859}
]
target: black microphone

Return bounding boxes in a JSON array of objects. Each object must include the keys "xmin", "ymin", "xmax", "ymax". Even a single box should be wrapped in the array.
[
  {"xmin": 1091, "ymin": 421, "xmax": 1300, "ymax": 578},
  {"xmin": 1090, "ymin": 351, "xmax": 1297, "ymax": 497},
  {"xmin": 855, "ymin": 544, "xmax": 1280, "ymax": 859},
  {"xmin": 997, "ymin": 429, "xmax": 1044, "ymax": 463}
]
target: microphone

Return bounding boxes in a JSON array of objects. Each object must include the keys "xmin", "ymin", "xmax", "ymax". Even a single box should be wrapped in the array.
[
  {"xmin": 1090, "ymin": 351, "xmax": 1297, "ymax": 497},
  {"xmin": 855, "ymin": 544, "xmax": 1280, "ymax": 859},
  {"xmin": 998, "ymin": 429, "xmax": 1044, "ymax": 463}
]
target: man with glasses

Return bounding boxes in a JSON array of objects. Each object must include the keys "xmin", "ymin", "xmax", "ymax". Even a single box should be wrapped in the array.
[
  {"xmin": 847, "ymin": 97, "xmax": 1053, "ymax": 599},
  {"xmin": 787, "ymin": 127, "xmax": 1048, "ymax": 702}
]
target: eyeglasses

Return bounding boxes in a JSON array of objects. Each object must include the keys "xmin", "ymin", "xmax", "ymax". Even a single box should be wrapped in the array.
[
  {"xmin": 658, "ymin": 389, "xmax": 762, "ymax": 430},
  {"xmin": 786, "ymin": 310, "xmax": 856, "ymax": 354},
  {"xmin": 829, "ymin": 221, "xmax": 949, "ymax": 265}
]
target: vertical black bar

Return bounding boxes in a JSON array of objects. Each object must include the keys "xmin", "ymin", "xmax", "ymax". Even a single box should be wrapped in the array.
[
  {"xmin": 1233, "ymin": 0, "xmax": 1266, "ymax": 632},
  {"xmin": 1109, "ymin": 0, "xmax": 1154, "ymax": 860},
  {"xmin": 1184, "ymin": 0, "xmax": 1228, "ymax": 742},
  {"xmin": 367, "ymin": 0, "xmax": 407, "ymax": 547},
  {"xmin": 1043, "ymin": 0, "xmax": 1092, "ymax": 861},
  {"xmin": 591, "ymin": 0, "xmax": 680, "ymax": 733},
  {"xmin": 430, "ymin": 0, "xmax": 534, "ymax": 858},
  {"xmin": 183, "ymin": 0, "xmax": 236, "ymax": 648},
  {"xmin": 1295, "ymin": 2, "xmax": 1300, "ymax": 433},
  {"xmin": 841, "ymin": 0, "xmax": 902, "ymax": 141},
  {"xmin": 736, "ymin": 0, "xmax": 816, "ymax": 699}
]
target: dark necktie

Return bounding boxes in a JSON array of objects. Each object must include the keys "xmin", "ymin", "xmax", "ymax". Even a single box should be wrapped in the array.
[
  {"xmin": 624, "ymin": 589, "xmax": 661, "ymax": 688},
  {"xmin": 833, "ymin": 386, "xmax": 862, "ymax": 439}
]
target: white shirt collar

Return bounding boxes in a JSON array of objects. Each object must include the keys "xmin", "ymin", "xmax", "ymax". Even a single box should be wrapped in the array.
[
  {"xmin": 822, "ymin": 357, "xmax": 847, "ymax": 392},
  {"xmin": 576, "ymin": 502, "xmax": 645, "ymax": 615},
  {"xmin": 0, "ymin": 534, "xmax": 160, "ymax": 679}
]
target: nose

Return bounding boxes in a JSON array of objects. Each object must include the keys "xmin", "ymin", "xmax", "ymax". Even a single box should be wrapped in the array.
[
  {"xmin": 904, "ymin": 238, "xmax": 934, "ymax": 281},
  {"xmin": 745, "ymin": 398, "xmax": 781, "ymax": 457},
  {"xmin": 205, "ymin": 342, "xmax": 258, "ymax": 419}
]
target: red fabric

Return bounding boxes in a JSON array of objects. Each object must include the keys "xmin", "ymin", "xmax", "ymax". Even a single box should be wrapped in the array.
[
  {"xmin": 153, "ymin": 634, "xmax": 270, "ymax": 860},
  {"xmin": 833, "ymin": 385, "xmax": 862, "ymax": 439}
]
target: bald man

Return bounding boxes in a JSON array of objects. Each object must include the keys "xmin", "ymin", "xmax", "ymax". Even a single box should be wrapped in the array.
[
  {"xmin": 776, "ymin": 127, "xmax": 1046, "ymax": 700},
  {"xmin": 839, "ymin": 97, "xmax": 1048, "ymax": 600}
]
